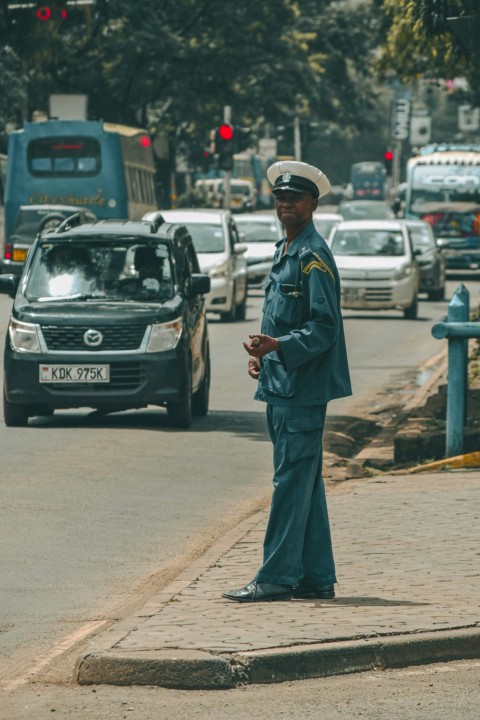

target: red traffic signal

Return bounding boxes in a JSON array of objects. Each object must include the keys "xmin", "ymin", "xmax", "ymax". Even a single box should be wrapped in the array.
[
  {"xmin": 215, "ymin": 124, "xmax": 235, "ymax": 171},
  {"xmin": 218, "ymin": 124, "xmax": 234, "ymax": 141},
  {"xmin": 384, "ymin": 150, "xmax": 394, "ymax": 176}
]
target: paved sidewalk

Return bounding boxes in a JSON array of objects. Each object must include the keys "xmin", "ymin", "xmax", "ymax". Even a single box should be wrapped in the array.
[{"xmin": 75, "ymin": 469, "xmax": 480, "ymax": 689}]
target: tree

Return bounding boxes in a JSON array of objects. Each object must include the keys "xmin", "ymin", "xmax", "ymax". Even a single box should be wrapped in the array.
[{"xmin": 374, "ymin": 0, "xmax": 480, "ymax": 105}]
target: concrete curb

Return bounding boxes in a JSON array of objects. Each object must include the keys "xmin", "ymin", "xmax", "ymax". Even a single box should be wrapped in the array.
[
  {"xmin": 346, "ymin": 348, "xmax": 448, "ymax": 478},
  {"xmin": 75, "ymin": 626, "xmax": 480, "ymax": 689},
  {"xmin": 391, "ymin": 451, "xmax": 480, "ymax": 475}
]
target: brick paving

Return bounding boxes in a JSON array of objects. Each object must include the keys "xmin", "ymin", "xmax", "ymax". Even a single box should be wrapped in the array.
[{"xmin": 102, "ymin": 471, "xmax": 480, "ymax": 656}]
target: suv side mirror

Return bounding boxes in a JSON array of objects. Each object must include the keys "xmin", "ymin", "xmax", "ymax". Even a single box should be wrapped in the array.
[
  {"xmin": 189, "ymin": 273, "xmax": 211, "ymax": 297},
  {"xmin": 0, "ymin": 274, "xmax": 18, "ymax": 299}
]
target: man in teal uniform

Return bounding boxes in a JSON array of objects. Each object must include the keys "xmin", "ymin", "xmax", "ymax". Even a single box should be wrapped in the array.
[{"xmin": 222, "ymin": 160, "xmax": 352, "ymax": 603}]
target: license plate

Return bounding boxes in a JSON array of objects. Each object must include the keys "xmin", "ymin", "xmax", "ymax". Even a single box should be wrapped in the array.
[
  {"xmin": 13, "ymin": 248, "xmax": 28, "ymax": 262},
  {"xmin": 39, "ymin": 364, "xmax": 110, "ymax": 383}
]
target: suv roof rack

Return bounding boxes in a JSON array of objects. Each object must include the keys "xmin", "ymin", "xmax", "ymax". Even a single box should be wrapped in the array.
[
  {"xmin": 141, "ymin": 211, "xmax": 165, "ymax": 233},
  {"xmin": 55, "ymin": 213, "xmax": 83, "ymax": 234}
]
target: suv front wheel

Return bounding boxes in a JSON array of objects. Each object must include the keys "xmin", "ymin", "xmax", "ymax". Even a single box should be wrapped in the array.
[
  {"xmin": 3, "ymin": 387, "xmax": 30, "ymax": 427},
  {"xmin": 167, "ymin": 359, "xmax": 193, "ymax": 428}
]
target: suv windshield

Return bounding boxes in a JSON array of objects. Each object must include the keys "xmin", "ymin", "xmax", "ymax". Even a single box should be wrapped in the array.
[
  {"xmin": 181, "ymin": 223, "xmax": 225, "ymax": 253},
  {"xmin": 25, "ymin": 237, "xmax": 174, "ymax": 302}
]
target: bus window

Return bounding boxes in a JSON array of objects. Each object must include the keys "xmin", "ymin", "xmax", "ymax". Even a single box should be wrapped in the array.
[{"xmin": 27, "ymin": 136, "xmax": 101, "ymax": 177}]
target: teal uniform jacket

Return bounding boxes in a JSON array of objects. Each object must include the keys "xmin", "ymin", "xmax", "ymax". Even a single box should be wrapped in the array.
[{"xmin": 255, "ymin": 220, "xmax": 352, "ymax": 407}]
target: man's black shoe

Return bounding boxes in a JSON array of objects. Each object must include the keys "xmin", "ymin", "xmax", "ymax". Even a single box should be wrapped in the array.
[
  {"xmin": 222, "ymin": 581, "xmax": 293, "ymax": 603},
  {"xmin": 292, "ymin": 583, "xmax": 335, "ymax": 599}
]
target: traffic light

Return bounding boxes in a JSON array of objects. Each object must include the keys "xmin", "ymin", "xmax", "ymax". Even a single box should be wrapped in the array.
[
  {"xmin": 215, "ymin": 124, "xmax": 234, "ymax": 171},
  {"xmin": 384, "ymin": 150, "xmax": 394, "ymax": 176}
]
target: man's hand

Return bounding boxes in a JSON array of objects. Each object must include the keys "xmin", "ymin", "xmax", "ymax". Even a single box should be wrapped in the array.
[
  {"xmin": 243, "ymin": 333, "xmax": 280, "ymax": 358},
  {"xmin": 247, "ymin": 356, "xmax": 261, "ymax": 380}
]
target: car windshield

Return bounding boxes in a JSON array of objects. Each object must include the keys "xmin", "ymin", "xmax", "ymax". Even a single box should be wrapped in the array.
[
  {"xmin": 408, "ymin": 226, "xmax": 436, "ymax": 250},
  {"xmin": 313, "ymin": 218, "xmax": 340, "ymax": 238},
  {"xmin": 235, "ymin": 219, "xmax": 280, "ymax": 242},
  {"xmin": 24, "ymin": 237, "xmax": 174, "ymax": 302},
  {"xmin": 331, "ymin": 229, "xmax": 406, "ymax": 257},
  {"xmin": 181, "ymin": 223, "xmax": 225, "ymax": 253},
  {"xmin": 339, "ymin": 202, "xmax": 395, "ymax": 220}
]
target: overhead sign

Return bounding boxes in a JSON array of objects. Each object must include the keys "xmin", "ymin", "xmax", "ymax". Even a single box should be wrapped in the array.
[
  {"xmin": 458, "ymin": 104, "xmax": 480, "ymax": 132},
  {"xmin": 391, "ymin": 98, "xmax": 411, "ymax": 141},
  {"xmin": 410, "ymin": 115, "xmax": 431, "ymax": 145}
]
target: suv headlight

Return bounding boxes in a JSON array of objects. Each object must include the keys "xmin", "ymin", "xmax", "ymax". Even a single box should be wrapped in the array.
[
  {"xmin": 146, "ymin": 318, "xmax": 183, "ymax": 353},
  {"xmin": 209, "ymin": 260, "xmax": 229, "ymax": 279},
  {"xmin": 393, "ymin": 264, "xmax": 413, "ymax": 281},
  {"xmin": 9, "ymin": 318, "xmax": 41, "ymax": 353}
]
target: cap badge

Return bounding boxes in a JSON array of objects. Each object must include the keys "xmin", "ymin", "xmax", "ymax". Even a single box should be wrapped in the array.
[{"xmin": 281, "ymin": 172, "xmax": 292, "ymax": 182}]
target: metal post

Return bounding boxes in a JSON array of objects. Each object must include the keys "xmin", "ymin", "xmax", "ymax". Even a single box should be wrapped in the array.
[
  {"xmin": 294, "ymin": 116, "xmax": 301, "ymax": 161},
  {"xmin": 223, "ymin": 105, "xmax": 231, "ymax": 211},
  {"xmin": 445, "ymin": 287, "xmax": 469, "ymax": 457}
]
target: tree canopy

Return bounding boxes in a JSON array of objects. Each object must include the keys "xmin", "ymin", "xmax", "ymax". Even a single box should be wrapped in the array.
[{"xmin": 0, "ymin": 0, "xmax": 384, "ymax": 150}]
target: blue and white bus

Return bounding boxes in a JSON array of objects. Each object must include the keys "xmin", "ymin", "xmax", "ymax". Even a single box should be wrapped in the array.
[{"xmin": 4, "ymin": 119, "xmax": 158, "ymax": 245}]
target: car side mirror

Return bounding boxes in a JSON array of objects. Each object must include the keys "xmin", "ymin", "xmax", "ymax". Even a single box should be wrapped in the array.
[
  {"xmin": 0, "ymin": 274, "xmax": 18, "ymax": 299},
  {"xmin": 234, "ymin": 242, "xmax": 247, "ymax": 255},
  {"xmin": 189, "ymin": 273, "xmax": 211, "ymax": 297}
]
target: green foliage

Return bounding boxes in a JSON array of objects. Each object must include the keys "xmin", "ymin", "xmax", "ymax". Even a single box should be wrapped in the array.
[
  {"xmin": 374, "ymin": 0, "xmax": 480, "ymax": 105},
  {"xmin": 0, "ymin": 0, "xmax": 385, "ymax": 147}
]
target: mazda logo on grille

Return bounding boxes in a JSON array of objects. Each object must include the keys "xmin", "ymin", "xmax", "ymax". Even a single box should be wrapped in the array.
[{"xmin": 84, "ymin": 329, "xmax": 103, "ymax": 347}]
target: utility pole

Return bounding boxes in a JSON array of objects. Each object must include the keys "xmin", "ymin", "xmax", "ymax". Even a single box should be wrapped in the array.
[
  {"xmin": 223, "ymin": 105, "xmax": 232, "ymax": 211},
  {"xmin": 294, "ymin": 116, "xmax": 301, "ymax": 160}
]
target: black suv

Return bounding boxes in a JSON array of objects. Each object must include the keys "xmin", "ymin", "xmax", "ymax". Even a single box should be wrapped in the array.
[{"xmin": 0, "ymin": 214, "xmax": 211, "ymax": 428}]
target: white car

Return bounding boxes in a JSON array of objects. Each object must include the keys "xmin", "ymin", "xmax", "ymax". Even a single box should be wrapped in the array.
[
  {"xmin": 234, "ymin": 213, "xmax": 284, "ymax": 286},
  {"xmin": 151, "ymin": 209, "xmax": 248, "ymax": 321},
  {"xmin": 313, "ymin": 212, "xmax": 344, "ymax": 241},
  {"xmin": 329, "ymin": 220, "xmax": 420, "ymax": 319}
]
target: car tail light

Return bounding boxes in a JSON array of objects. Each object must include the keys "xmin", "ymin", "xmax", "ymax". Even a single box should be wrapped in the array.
[{"xmin": 4, "ymin": 243, "xmax": 12, "ymax": 261}]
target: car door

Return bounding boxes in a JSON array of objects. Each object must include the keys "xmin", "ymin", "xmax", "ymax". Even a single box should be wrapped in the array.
[
  {"xmin": 228, "ymin": 218, "xmax": 247, "ymax": 304},
  {"xmin": 404, "ymin": 226, "xmax": 420, "ymax": 297},
  {"xmin": 183, "ymin": 238, "xmax": 207, "ymax": 391}
]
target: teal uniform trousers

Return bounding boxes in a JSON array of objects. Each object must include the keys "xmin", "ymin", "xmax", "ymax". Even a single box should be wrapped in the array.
[{"xmin": 254, "ymin": 221, "xmax": 351, "ymax": 587}]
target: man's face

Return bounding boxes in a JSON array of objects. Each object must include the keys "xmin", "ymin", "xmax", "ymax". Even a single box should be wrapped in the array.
[{"xmin": 274, "ymin": 191, "xmax": 317, "ymax": 228}]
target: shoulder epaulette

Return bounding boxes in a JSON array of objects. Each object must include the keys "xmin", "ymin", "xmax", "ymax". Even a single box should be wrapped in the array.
[{"xmin": 302, "ymin": 250, "xmax": 335, "ymax": 282}]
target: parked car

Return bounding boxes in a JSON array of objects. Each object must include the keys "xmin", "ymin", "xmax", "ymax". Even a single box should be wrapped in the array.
[
  {"xmin": 234, "ymin": 212, "xmax": 284, "ymax": 286},
  {"xmin": 313, "ymin": 212, "xmax": 344, "ymax": 241},
  {"xmin": 328, "ymin": 220, "xmax": 420, "ymax": 319},
  {"xmin": 1, "ymin": 204, "xmax": 97, "ymax": 276},
  {"xmin": 403, "ymin": 219, "xmax": 446, "ymax": 300},
  {"xmin": 151, "ymin": 209, "xmax": 248, "ymax": 321},
  {"xmin": 193, "ymin": 178, "xmax": 256, "ymax": 213},
  {"xmin": 338, "ymin": 199, "xmax": 396, "ymax": 221},
  {"xmin": 0, "ymin": 215, "xmax": 211, "ymax": 428}
]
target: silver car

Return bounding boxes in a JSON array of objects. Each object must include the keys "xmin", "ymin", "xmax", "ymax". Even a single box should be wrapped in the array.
[
  {"xmin": 234, "ymin": 213, "xmax": 284, "ymax": 286},
  {"xmin": 150, "ymin": 209, "xmax": 248, "ymax": 322},
  {"xmin": 329, "ymin": 220, "xmax": 420, "ymax": 319}
]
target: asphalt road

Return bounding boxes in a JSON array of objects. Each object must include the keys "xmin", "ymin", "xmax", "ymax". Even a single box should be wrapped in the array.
[{"xmin": 0, "ymin": 277, "xmax": 478, "ymax": 694}]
